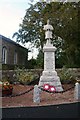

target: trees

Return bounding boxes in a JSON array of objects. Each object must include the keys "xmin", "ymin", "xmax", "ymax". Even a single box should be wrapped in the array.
[
  {"xmin": 13, "ymin": 2, "xmax": 80, "ymax": 68},
  {"xmin": 56, "ymin": 2, "xmax": 80, "ymax": 67},
  {"xmin": 13, "ymin": 2, "xmax": 46, "ymax": 49}
]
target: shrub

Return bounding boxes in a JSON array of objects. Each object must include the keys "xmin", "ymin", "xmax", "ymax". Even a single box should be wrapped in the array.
[
  {"xmin": 14, "ymin": 67, "xmax": 39, "ymax": 85},
  {"xmin": 58, "ymin": 66, "xmax": 75, "ymax": 84}
]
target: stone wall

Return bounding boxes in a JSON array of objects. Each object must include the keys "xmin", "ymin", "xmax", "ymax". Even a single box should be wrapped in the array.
[
  {"xmin": 56, "ymin": 68, "xmax": 80, "ymax": 78},
  {"xmin": 1, "ymin": 68, "xmax": 80, "ymax": 82},
  {"xmin": 2, "ymin": 39, "xmax": 28, "ymax": 65},
  {"xmin": 0, "ymin": 36, "xmax": 2, "ymax": 80},
  {"xmin": 0, "ymin": 36, "xmax": 2, "ymax": 68}
]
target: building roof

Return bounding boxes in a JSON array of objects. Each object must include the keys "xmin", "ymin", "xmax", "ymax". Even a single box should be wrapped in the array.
[{"xmin": 0, "ymin": 34, "xmax": 28, "ymax": 50}]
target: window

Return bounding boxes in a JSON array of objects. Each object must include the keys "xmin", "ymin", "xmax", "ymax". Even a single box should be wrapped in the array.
[
  {"xmin": 14, "ymin": 51, "xmax": 17, "ymax": 64},
  {"xmin": 2, "ymin": 47, "xmax": 7, "ymax": 64}
]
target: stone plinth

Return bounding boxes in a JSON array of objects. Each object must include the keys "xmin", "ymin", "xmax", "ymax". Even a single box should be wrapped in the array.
[{"xmin": 39, "ymin": 42, "xmax": 63, "ymax": 92}]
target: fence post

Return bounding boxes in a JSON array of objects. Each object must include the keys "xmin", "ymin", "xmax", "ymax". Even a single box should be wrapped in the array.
[
  {"xmin": 74, "ymin": 80, "xmax": 80, "ymax": 100},
  {"xmin": 33, "ymin": 85, "xmax": 40, "ymax": 103}
]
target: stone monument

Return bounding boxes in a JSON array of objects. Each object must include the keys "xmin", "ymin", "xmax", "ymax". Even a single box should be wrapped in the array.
[{"xmin": 39, "ymin": 20, "xmax": 63, "ymax": 92}]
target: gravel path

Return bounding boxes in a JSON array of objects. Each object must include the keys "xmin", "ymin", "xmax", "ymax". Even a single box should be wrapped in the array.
[{"xmin": 2, "ymin": 84, "xmax": 78, "ymax": 108}]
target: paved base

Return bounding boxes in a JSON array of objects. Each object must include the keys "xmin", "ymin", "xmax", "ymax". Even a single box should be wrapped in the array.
[{"xmin": 2, "ymin": 102, "xmax": 80, "ymax": 119}]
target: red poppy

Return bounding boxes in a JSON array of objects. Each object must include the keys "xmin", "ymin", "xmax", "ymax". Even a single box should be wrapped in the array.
[
  {"xmin": 43, "ymin": 84, "xmax": 50, "ymax": 90},
  {"xmin": 49, "ymin": 86, "xmax": 56, "ymax": 92}
]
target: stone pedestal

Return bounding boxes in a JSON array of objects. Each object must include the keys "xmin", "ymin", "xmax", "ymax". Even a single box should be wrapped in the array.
[{"xmin": 39, "ymin": 41, "xmax": 63, "ymax": 92}]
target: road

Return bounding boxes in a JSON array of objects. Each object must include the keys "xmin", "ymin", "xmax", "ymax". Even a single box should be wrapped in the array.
[{"xmin": 2, "ymin": 102, "xmax": 80, "ymax": 119}]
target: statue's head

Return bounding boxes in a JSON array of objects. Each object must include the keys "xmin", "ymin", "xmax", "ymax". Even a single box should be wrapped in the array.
[{"xmin": 47, "ymin": 19, "xmax": 50, "ymax": 25}]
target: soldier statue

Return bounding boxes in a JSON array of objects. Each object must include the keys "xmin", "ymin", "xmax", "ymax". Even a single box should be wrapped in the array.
[{"xmin": 43, "ymin": 19, "xmax": 53, "ymax": 40}]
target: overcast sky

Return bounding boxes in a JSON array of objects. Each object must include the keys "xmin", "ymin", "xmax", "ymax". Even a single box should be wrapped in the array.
[
  {"xmin": 0, "ymin": 0, "xmax": 31, "ymax": 39},
  {"xmin": 0, "ymin": 0, "xmax": 39, "ymax": 59}
]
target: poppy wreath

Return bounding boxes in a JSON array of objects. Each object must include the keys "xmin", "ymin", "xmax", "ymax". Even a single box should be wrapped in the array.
[{"xmin": 43, "ymin": 84, "xmax": 56, "ymax": 92}]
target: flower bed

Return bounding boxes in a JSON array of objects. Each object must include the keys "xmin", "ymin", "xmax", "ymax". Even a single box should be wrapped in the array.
[{"xmin": 0, "ymin": 81, "xmax": 13, "ymax": 96}]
